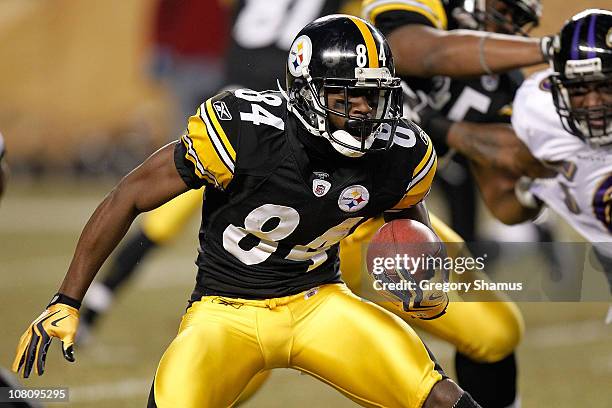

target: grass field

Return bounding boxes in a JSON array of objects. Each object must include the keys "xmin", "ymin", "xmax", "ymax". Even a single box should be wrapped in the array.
[{"xmin": 1, "ymin": 180, "xmax": 610, "ymax": 407}]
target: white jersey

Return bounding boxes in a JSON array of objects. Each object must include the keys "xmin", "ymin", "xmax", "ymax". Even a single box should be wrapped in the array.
[{"xmin": 512, "ymin": 69, "xmax": 612, "ymax": 256}]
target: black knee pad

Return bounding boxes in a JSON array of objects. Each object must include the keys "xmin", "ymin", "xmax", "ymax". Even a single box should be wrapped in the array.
[{"xmin": 455, "ymin": 351, "xmax": 517, "ymax": 407}]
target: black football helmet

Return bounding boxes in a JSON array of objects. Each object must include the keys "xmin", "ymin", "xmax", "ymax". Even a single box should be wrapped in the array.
[
  {"xmin": 451, "ymin": 0, "xmax": 541, "ymax": 35},
  {"xmin": 549, "ymin": 9, "xmax": 612, "ymax": 145},
  {"xmin": 284, "ymin": 14, "xmax": 402, "ymax": 157}
]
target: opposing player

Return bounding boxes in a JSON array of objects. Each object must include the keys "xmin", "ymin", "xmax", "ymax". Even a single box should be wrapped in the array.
[
  {"xmin": 13, "ymin": 15, "xmax": 483, "ymax": 408},
  {"xmin": 470, "ymin": 9, "xmax": 612, "ymax": 288}
]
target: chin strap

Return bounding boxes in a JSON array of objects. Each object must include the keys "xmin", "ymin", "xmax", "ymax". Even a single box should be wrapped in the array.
[{"xmin": 329, "ymin": 130, "xmax": 366, "ymax": 157}]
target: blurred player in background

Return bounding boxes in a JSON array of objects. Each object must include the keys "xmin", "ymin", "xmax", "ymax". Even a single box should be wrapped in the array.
[
  {"xmin": 468, "ymin": 8, "xmax": 612, "ymax": 317},
  {"xmin": 13, "ymin": 15, "xmax": 487, "ymax": 407},
  {"xmin": 152, "ymin": 0, "xmax": 229, "ymax": 129}
]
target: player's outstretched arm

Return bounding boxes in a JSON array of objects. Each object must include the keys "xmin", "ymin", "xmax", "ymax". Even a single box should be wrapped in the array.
[
  {"xmin": 387, "ymin": 25, "xmax": 546, "ymax": 78},
  {"xmin": 446, "ymin": 122, "xmax": 553, "ymax": 178},
  {"xmin": 471, "ymin": 162, "xmax": 542, "ymax": 225},
  {"xmin": 12, "ymin": 142, "xmax": 189, "ymax": 378}
]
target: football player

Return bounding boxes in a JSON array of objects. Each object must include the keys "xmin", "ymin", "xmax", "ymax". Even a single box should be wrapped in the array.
[
  {"xmin": 13, "ymin": 15, "xmax": 484, "ymax": 408},
  {"xmin": 77, "ymin": 0, "xmax": 361, "ymax": 338},
  {"xmin": 359, "ymin": 1, "xmax": 550, "ymax": 406},
  {"xmin": 467, "ymin": 9, "xmax": 612, "ymax": 296},
  {"xmin": 79, "ymin": 2, "xmax": 536, "ymax": 406}
]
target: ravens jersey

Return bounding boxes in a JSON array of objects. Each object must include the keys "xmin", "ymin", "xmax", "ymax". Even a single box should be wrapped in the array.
[{"xmin": 174, "ymin": 89, "xmax": 436, "ymax": 299}]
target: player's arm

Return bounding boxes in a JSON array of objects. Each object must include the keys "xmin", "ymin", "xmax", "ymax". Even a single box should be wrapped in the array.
[
  {"xmin": 13, "ymin": 142, "xmax": 189, "ymax": 378},
  {"xmin": 378, "ymin": 127, "xmax": 448, "ymax": 319},
  {"xmin": 445, "ymin": 121, "xmax": 554, "ymax": 178},
  {"xmin": 388, "ymin": 25, "xmax": 544, "ymax": 78},
  {"xmin": 471, "ymin": 161, "xmax": 543, "ymax": 224},
  {"xmin": 59, "ymin": 142, "xmax": 189, "ymax": 300},
  {"xmin": 363, "ymin": 2, "xmax": 548, "ymax": 78}
]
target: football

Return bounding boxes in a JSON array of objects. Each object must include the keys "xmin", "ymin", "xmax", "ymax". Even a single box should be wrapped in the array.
[{"xmin": 366, "ymin": 219, "xmax": 444, "ymax": 288}]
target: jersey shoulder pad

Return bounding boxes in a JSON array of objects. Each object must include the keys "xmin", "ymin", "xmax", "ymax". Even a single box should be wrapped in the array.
[
  {"xmin": 177, "ymin": 91, "xmax": 242, "ymax": 190},
  {"xmin": 390, "ymin": 119, "xmax": 437, "ymax": 209},
  {"xmin": 362, "ymin": 0, "xmax": 448, "ymax": 31}
]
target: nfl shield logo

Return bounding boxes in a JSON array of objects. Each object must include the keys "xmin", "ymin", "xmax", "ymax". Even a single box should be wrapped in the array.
[{"xmin": 312, "ymin": 179, "xmax": 331, "ymax": 197}]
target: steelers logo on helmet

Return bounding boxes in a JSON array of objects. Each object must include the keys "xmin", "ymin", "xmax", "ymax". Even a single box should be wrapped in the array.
[
  {"xmin": 338, "ymin": 185, "xmax": 370, "ymax": 212},
  {"xmin": 288, "ymin": 35, "xmax": 313, "ymax": 78}
]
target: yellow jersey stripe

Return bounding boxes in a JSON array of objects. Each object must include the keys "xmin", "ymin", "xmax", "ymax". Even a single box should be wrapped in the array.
[
  {"xmin": 392, "ymin": 154, "xmax": 437, "ymax": 209},
  {"xmin": 349, "ymin": 16, "xmax": 379, "ymax": 68},
  {"xmin": 183, "ymin": 108, "xmax": 234, "ymax": 189},
  {"xmin": 205, "ymin": 99, "xmax": 237, "ymax": 163},
  {"xmin": 408, "ymin": 151, "xmax": 436, "ymax": 191},
  {"xmin": 362, "ymin": 0, "xmax": 448, "ymax": 30},
  {"xmin": 199, "ymin": 104, "xmax": 235, "ymax": 173},
  {"xmin": 412, "ymin": 135, "xmax": 433, "ymax": 177},
  {"xmin": 181, "ymin": 135, "xmax": 220, "ymax": 187}
]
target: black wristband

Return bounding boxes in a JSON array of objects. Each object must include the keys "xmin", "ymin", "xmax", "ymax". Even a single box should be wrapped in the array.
[{"xmin": 48, "ymin": 293, "xmax": 82, "ymax": 310}]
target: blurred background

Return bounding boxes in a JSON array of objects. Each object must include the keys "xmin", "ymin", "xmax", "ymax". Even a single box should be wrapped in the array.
[{"xmin": 1, "ymin": 0, "xmax": 611, "ymax": 407}]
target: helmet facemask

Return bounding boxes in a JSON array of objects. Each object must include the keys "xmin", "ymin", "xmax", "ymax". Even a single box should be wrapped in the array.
[
  {"xmin": 291, "ymin": 66, "xmax": 402, "ymax": 158},
  {"xmin": 550, "ymin": 73, "xmax": 612, "ymax": 146}
]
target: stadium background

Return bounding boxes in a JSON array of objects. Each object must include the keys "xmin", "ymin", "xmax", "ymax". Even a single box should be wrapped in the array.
[{"xmin": 0, "ymin": 0, "xmax": 610, "ymax": 406}]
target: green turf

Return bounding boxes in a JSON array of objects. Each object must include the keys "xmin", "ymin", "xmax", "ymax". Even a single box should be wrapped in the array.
[{"xmin": 1, "ymin": 181, "xmax": 610, "ymax": 407}]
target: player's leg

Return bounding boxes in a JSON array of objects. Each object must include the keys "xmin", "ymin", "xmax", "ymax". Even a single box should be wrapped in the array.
[
  {"xmin": 149, "ymin": 296, "xmax": 265, "ymax": 408},
  {"xmin": 340, "ymin": 215, "xmax": 523, "ymax": 407},
  {"xmin": 79, "ymin": 188, "xmax": 203, "ymax": 336},
  {"xmin": 289, "ymin": 284, "xmax": 479, "ymax": 408}
]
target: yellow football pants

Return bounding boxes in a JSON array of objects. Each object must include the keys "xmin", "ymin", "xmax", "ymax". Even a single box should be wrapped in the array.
[
  {"xmin": 142, "ymin": 188, "xmax": 204, "ymax": 244},
  {"xmin": 340, "ymin": 215, "xmax": 524, "ymax": 363},
  {"xmin": 152, "ymin": 284, "xmax": 443, "ymax": 408},
  {"xmin": 142, "ymin": 192, "xmax": 523, "ymax": 362}
]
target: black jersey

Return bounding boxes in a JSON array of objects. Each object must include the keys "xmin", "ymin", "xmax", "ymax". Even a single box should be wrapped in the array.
[
  {"xmin": 431, "ymin": 70, "xmax": 523, "ymax": 124},
  {"xmin": 174, "ymin": 89, "xmax": 436, "ymax": 299},
  {"xmin": 363, "ymin": 0, "xmax": 523, "ymax": 108},
  {"xmin": 224, "ymin": 0, "xmax": 343, "ymax": 90}
]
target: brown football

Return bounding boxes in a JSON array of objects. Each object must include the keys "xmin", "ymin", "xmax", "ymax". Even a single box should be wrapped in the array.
[{"xmin": 366, "ymin": 219, "xmax": 443, "ymax": 284}]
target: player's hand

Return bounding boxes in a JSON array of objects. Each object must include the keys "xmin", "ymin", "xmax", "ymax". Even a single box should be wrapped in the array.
[
  {"xmin": 402, "ymin": 82, "xmax": 453, "ymax": 155},
  {"xmin": 539, "ymin": 35, "xmax": 555, "ymax": 63},
  {"xmin": 12, "ymin": 296, "xmax": 80, "ymax": 378},
  {"xmin": 378, "ymin": 265, "xmax": 449, "ymax": 320}
]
